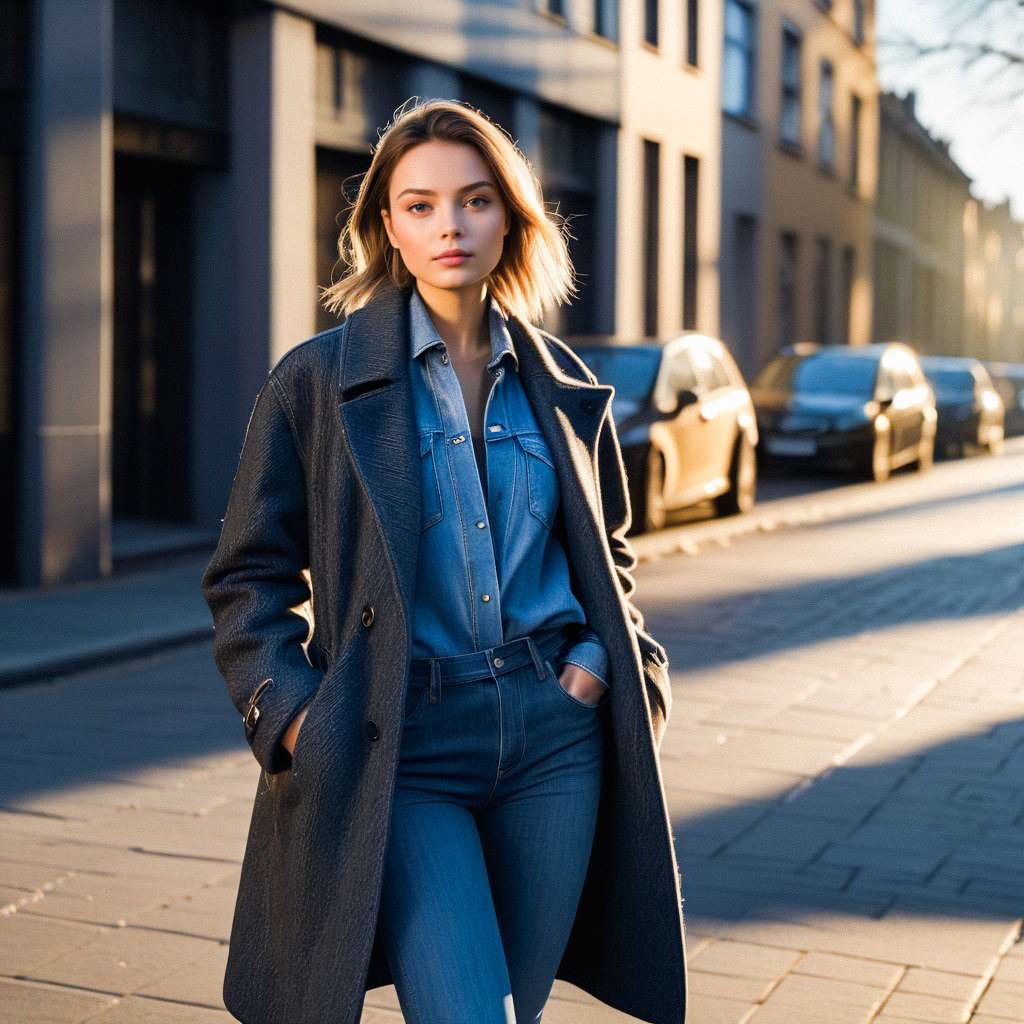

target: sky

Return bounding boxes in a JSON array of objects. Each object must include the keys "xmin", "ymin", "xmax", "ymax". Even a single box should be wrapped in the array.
[{"xmin": 875, "ymin": 0, "xmax": 1024, "ymax": 219}]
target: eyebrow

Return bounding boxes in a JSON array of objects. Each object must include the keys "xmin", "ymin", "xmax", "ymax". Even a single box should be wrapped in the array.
[{"xmin": 396, "ymin": 181, "xmax": 496, "ymax": 200}]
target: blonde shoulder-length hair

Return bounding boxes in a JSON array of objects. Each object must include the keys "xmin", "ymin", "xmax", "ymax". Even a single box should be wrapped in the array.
[{"xmin": 320, "ymin": 97, "xmax": 577, "ymax": 325}]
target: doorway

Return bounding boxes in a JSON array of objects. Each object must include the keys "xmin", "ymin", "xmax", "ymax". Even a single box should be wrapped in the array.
[{"xmin": 113, "ymin": 153, "xmax": 193, "ymax": 523}]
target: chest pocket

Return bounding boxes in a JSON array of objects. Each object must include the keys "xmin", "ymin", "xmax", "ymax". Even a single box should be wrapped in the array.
[
  {"xmin": 514, "ymin": 431, "xmax": 560, "ymax": 530},
  {"xmin": 420, "ymin": 431, "xmax": 443, "ymax": 531}
]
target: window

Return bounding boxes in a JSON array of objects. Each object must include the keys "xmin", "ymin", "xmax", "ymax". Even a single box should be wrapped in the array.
[
  {"xmin": 814, "ymin": 236, "xmax": 833, "ymax": 345},
  {"xmin": 723, "ymin": 0, "xmax": 756, "ymax": 118},
  {"xmin": 667, "ymin": 354, "xmax": 699, "ymax": 394},
  {"xmin": 818, "ymin": 59, "xmax": 835, "ymax": 170},
  {"xmin": 594, "ymin": 0, "xmax": 617, "ymax": 40},
  {"xmin": 849, "ymin": 93, "xmax": 862, "ymax": 191},
  {"xmin": 703, "ymin": 351, "xmax": 733, "ymax": 391},
  {"xmin": 853, "ymin": 0, "xmax": 866, "ymax": 45},
  {"xmin": 778, "ymin": 231, "xmax": 799, "ymax": 351},
  {"xmin": 686, "ymin": 0, "xmax": 699, "ymax": 66},
  {"xmin": 642, "ymin": 139, "xmax": 661, "ymax": 337},
  {"xmin": 780, "ymin": 22, "xmax": 802, "ymax": 148},
  {"xmin": 840, "ymin": 245, "xmax": 855, "ymax": 346},
  {"xmin": 682, "ymin": 155, "xmax": 699, "ymax": 331},
  {"xmin": 644, "ymin": 0, "xmax": 658, "ymax": 47}
]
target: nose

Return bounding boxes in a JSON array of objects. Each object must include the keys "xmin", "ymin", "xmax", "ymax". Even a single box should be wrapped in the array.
[{"xmin": 440, "ymin": 201, "xmax": 464, "ymax": 241}]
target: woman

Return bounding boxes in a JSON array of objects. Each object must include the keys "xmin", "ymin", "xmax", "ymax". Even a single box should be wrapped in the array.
[{"xmin": 202, "ymin": 98, "xmax": 686, "ymax": 1024}]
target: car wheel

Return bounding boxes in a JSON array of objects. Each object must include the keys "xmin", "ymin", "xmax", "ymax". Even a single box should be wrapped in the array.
[
  {"xmin": 866, "ymin": 428, "xmax": 891, "ymax": 483},
  {"xmin": 641, "ymin": 446, "xmax": 668, "ymax": 533},
  {"xmin": 714, "ymin": 433, "xmax": 757, "ymax": 516}
]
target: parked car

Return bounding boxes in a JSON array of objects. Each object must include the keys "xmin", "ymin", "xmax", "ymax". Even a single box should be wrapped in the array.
[
  {"xmin": 572, "ymin": 333, "xmax": 759, "ymax": 533},
  {"xmin": 750, "ymin": 342, "xmax": 937, "ymax": 482},
  {"xmin": 918, "ymin": 355, "xmax": 1005, "ymax": 457},
  {"xmin": 984, "ymin": 361, "xmax": 1024, "ymax": 437}
]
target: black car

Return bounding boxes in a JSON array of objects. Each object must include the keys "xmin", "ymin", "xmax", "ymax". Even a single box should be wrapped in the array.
[
  {"xmin": 985, "ymin": 361, "xmax": 1024, "ymax": 437},
  {"xmin": 573, "ymin": 333, "xmax": 758, "ymax": 533},
  {"xmin": 751, "ymin": 342, "xmax": 937, "ymax": 482},
  {"xmin": 919, "ymin": 355, "xmax": 1005, "ymax": 457}
]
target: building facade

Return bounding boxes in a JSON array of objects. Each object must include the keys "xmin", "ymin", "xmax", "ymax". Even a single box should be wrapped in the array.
[
  {"xmin": 4, "ymin": 0, "xmax": 723, "ymax": 588},
  {"xmin": 719, "ymin": 0, "xmax": 878, "ymax": 378},
  {"xmin": 963, "ymin": 196, "xmax": 1024, "ymax": 363},
  {"xmin": 872, "ymin": 90, "xmax": 972, "ymax": 358}
]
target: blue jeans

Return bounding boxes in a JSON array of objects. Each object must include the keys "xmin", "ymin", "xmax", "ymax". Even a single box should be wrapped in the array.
[{"xmin": 377, "ymin": 625, "xmax": 607, "ymax": 1024}]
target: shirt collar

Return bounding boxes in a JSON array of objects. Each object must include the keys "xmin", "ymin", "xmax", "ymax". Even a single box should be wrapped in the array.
[{"xmin": 408, "ymin": 284, "xmax": 519, "ymax": 372}]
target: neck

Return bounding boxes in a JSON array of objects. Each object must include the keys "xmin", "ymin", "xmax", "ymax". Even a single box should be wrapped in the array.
[{"xmin": 414, "ymin": 279, "xmax": 490, "ymax": 358}]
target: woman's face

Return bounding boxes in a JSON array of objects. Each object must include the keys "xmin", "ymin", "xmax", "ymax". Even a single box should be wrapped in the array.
[{"xmin": 381, "ymin": 140, "xmax": 510, "ymax": 293}]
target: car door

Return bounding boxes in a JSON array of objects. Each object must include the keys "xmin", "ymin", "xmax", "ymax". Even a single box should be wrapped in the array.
[
  {"xmin": 689, "ymin": 345, "xmax": 741, "ymax": 498},
  {"xmin": 895, "ymin": 363, "xmax": 918, "ymax": 458},
  {"xmin": 654, "ymin": 349, "xmax": 705, "ymax": 507}
]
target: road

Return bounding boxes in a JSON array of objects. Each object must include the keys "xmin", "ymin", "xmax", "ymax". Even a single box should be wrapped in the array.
[{"xmin": 0, "ymin": 443, "xmax": 1022, "ymax": 1022}]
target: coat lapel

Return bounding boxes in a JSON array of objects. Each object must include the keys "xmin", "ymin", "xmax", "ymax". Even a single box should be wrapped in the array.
[
  {"xmin": 337, "ymin": 280, "xmax": 615, "ymax": 640},
  {"xmin": 337, "ymin": 283, "xmax": 422, "ymax": 634}
]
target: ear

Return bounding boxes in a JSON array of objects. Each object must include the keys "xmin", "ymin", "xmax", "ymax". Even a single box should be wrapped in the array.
[{"xmin": 381, "ymin": 208, "xmax": 398, "ymax": 248}]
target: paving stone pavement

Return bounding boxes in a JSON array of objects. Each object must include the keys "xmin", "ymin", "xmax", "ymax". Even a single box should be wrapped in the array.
[{"xmin": 1, "ymin": 448, "xmax": 1022, "ymax": 1022}]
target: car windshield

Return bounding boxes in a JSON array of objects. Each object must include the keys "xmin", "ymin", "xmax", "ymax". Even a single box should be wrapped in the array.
[
  {"xmin": 576, "ymin": 348, "xmax": 662, "ymax": 402},
  {"xmin": 927, "ymin": 368, "xmax": 975, "ymax": 399},
  {"xmin": 754, "ymin": 354, "xmax": 879, "ymax": 398}
]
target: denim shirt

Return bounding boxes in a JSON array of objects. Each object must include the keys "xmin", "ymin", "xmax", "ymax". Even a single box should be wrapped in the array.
[{"xmin": 408, "ymin": 284, "xmax": 610, "ymax": 687}]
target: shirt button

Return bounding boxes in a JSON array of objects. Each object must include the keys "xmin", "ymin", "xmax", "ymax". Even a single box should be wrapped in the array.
[
  {"xmin": 440, "ymin": 353, "xmax": 449, "ymax": 364},
  {"xmin": 452, "ymin": 434, "xmax": 466, "ymax": 445},
  {"xmin": 494, "ymin": 656, "xmax": 504, "ymax": 667},
  {"xmin": 476, "ymin": 520, "xmax": 485, "ymax": 528},
  {"xmin": 481, "ymin": 593, "xmax": 490, "ymax": 602},
  {"xmin": 488, "ymin": 424, "xmax": 503, "ymax": 432}
]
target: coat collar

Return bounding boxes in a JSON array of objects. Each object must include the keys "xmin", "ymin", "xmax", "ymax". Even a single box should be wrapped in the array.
[{"xmin": 336, "ymin": 279, "xmax": 614, "ymax": 637}]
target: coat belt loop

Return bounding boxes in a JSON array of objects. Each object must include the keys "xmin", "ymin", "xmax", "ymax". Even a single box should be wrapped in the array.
[{"xmin": 428, "ymin": 658, "xmax": 441, "ymax": 704}]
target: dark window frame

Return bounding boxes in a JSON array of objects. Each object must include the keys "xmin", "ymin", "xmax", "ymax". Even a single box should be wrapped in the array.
[
  {"xmin": 818, "ymin": 58, "xmax": 836, "ymax": 172},
  {"xmin": 780, "ymin": 20, "xmax": 802, "ymax": 150},
  {"xmin": 642, "ymin": 139, "xmax": 661, "ymax": 338},
  {"xmin": 723, "ymin": 0, "xmax": 757, "ymax": 119}
]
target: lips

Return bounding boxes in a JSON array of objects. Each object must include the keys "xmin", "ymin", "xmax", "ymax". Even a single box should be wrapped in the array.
[{"xmin": 436, "ymin": 249, "xmax": 470, "ymax": 260}]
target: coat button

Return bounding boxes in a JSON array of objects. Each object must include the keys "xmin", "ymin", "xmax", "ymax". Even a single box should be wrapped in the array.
[
  {"xmin": 361, "ymin": 605, "xmax": 375, "ymax": 627},
  {"xmin": 366, "ymin": 720, "xmax": 380, "ymax": 741}
]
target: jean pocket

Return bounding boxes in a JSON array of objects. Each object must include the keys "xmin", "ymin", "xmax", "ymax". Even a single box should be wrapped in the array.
[
  {"xmin": 515, "ymin": 432, "xmax": 559, "ymax": 529},
  {"xmin": 419, "ymin": 431, "xmax": 443, "ymax": 531},
  {"xmin": 403, "ymin": 683, "xmax": 428, "ymax": 724},
  {"xmin": 544, "ymin": 656, "xmax": 603, "ymax": 710}
]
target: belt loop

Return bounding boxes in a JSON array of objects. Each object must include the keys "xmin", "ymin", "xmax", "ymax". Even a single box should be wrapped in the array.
[
  {"xmin": 428, "ymin": 658, "xmax": 441, "ymax": 704},
  {"xmin": 525, "ymin": 636, "xmax": 546, "ymax": 679}
]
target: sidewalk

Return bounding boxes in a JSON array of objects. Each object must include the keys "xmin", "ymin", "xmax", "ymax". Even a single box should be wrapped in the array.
[{"xmin": 1, "ymin": 449, "xmax": 1022, "ymax": 1023}]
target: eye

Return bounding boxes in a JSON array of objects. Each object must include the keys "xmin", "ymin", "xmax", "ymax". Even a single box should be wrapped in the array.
[
  {"xmin": 466, "ymin": 196, "xmax": 490, "ymax": 208},
  {"xmin": 408, "ymin": 202, "xmax": 429, "ymax": 214}
]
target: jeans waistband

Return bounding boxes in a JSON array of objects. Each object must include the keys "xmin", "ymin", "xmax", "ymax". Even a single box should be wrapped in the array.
[{"xmin": 408, "ymin": 624, "xmax": 571, "ymax": 687}]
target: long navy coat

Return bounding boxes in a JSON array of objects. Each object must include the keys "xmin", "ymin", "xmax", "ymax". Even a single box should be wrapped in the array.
[{"xmin": 201, "ymin": 280, "xmax": 687, "ymax": 1024}]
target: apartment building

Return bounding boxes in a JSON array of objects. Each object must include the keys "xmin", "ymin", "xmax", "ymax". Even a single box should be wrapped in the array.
[
  {"xmin": 719, "ymin": 0, "xmax": 878, "ymax": 378},
  {"xmin": 611, "ymin": 0, "xmax": 722, "ymax": 341},
  {"xmin": 963, "ymin": 197, "xmax": 1024, "ymax": 363},
  {"xmin": 872, "ymin": 90, "xmax": 972, "ymax": 358}
]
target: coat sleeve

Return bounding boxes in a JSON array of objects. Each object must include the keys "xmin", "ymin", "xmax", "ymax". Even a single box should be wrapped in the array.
[
  {"xmin": 594, "ymin": 402, "xmax": 673, "ymax": 750},
  {"xmin": 200, "ymin": 372, "xmax": 322, "ymax": 774}
]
